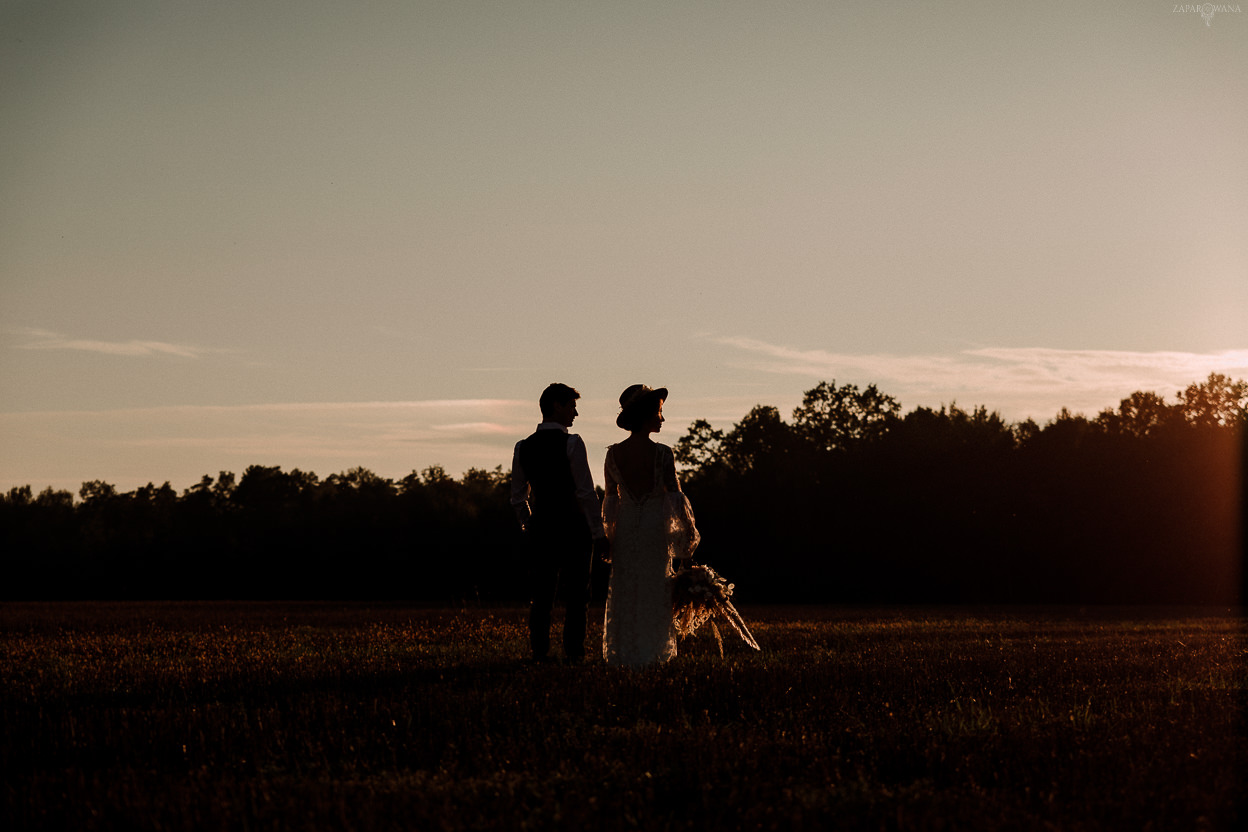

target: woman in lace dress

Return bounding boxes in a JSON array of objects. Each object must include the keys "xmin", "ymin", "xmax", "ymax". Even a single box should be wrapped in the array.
[{"xmin": 602, "ymin": 385, "xmax": 699, "ymax": 666}]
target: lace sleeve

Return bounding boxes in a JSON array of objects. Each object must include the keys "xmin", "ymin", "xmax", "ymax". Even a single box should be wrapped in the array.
[
  {"xmin": 602, "ymin": 446, "xmax": 620, "ymax": 542},
  {"xmin": 663, "ymin": 491, "xmax": 700, "ymax": 562}
]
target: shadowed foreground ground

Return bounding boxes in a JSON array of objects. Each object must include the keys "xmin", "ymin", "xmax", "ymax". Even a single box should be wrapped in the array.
[{"xmin": 1, "ymin": 602, "xmax": 1243, "ymax": 830}]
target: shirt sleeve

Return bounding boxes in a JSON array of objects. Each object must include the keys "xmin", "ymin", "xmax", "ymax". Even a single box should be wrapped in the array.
[
  {"xmin": 510, "ymin": 441, "xmax": 530, "ymax": 509},
  {"xmin": 567, "ymin": 434, "xmax": 606, "ymax": 538}
]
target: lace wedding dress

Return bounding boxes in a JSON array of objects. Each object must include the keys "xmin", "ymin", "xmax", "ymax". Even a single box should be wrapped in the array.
[{"xmin": 602, "ymin": 442, "xmax": 700, "ymax": 666}]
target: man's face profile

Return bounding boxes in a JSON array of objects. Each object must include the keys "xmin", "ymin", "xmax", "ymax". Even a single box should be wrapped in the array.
[{"xmin": 550, "ymin": 399, "xmax": 577, "ymax": 428}]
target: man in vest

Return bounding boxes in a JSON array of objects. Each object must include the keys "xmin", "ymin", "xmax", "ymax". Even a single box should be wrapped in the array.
[{"xmin": 510, "ymin": 383, "xmax": 610, "ymax": 663}]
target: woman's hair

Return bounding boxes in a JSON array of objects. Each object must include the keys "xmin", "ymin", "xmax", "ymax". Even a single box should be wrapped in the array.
[
  {"xmin": 616, "ymin": 384, "xmax": 667, "ymax": 431},
  {"xmin": 616, "ymin": 409, "xmax": 653, "ymax": 429},
  {"xmin": 617, "ymin": 398, "xmax": 662, "ymax": 431}
]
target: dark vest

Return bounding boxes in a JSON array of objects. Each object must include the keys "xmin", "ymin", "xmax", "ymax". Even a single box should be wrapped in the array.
[{"xmin": 518, "ymin": 429, "xmax": 585, "ymax": 531}]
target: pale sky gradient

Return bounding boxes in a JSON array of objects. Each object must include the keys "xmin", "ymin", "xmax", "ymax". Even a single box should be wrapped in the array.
[{"xmin": 2, "ymin": 1, "xmax": 1246, "ymax": 494}]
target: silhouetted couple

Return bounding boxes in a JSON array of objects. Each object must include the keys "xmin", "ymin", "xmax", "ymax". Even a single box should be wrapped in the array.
[{"xmin": 511, "ymin": 382, "xmax": 698, "ymax": 666}]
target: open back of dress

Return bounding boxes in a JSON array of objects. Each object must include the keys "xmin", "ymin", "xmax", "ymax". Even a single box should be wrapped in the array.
[{"xmin": 602, "ymin": 443, "xmax": 699, "ymax": 666}]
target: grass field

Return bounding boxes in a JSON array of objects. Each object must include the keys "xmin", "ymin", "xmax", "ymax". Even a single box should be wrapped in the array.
[{"xmin": 1, "ymin": 602, "xmax": 1243, "ymax": 831}]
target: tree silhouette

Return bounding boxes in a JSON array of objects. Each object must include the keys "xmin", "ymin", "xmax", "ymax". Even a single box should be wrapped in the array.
[
  {"xmin": 1096, "ymin": 390, "xmax": 1178, "ymax": 439},
  {"xmin": 717, "ymin": 405, "xmax": 796, "ymax": 474},
  {"xmin": 673, "ymin": 378, "xmax": 1242, "ymax": 605},
  {"xmin": 673, "ymin": 419, "xmax": 725, "ymax": 472},
  {"xmin": 1177, "ymin": 372, "xmax": 1248, "ymax": 428},
  {"xmin": 790, "ymin": 380, "xmax": 900, "ymax": 453}
]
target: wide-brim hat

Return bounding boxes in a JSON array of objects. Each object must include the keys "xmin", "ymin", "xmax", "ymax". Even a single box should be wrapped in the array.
[{"xmin": 616, "ymin": 384, "xmax": 668, "ymax": 430}]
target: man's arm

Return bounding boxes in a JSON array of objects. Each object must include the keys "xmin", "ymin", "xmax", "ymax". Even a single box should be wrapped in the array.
[
  {"xmin": 566, "ymin": 434, "xmax": 606, "ymax": 538},
  {"xmin": 509, "ymin": 441, "xmax": 531, "ymax": 528}
]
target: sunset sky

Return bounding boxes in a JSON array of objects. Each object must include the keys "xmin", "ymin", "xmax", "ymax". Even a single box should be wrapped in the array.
[{"xmin": 2, "ymin": 1, "xmax": 1246, "ymax": 495}]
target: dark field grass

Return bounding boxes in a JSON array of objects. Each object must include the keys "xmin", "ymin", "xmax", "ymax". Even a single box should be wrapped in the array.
[{"xmin": 1, "ymin": 602, "xmax": 1243, "ymax": 831}]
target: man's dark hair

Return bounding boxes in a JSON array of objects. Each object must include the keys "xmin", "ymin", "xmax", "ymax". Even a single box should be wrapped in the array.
[{"xmin": 539, "ymin": 383, "xmax": 580, "ymax": 419}]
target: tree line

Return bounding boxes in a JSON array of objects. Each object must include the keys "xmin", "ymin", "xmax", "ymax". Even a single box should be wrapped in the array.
[
  {"xmin": 674, "ymin": 373, "xmax": 1244, "ymax": 605},
  {"xmin": 2, "ymin": 465, "xmax": 521, "ymax": 601},
  {"xmin": 2, "ymin": 373, "xmax": 1243, "ymax": 604}
]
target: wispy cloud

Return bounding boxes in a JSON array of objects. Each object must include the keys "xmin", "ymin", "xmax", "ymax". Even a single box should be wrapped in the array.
[
  {"xmin": 182, "ymin": 399, "xmax": 527, "ymax": 414},
  {"xmin": 12, "ymin": 328, "xmax": 210, "ymax": 358},
  {"xmin": 429, "ymin": 422, "xmax": 516, "ymax": 435},
  {"xmin": 713, "ymin": 336, "xmax": 1248, "ymax": 419}
]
